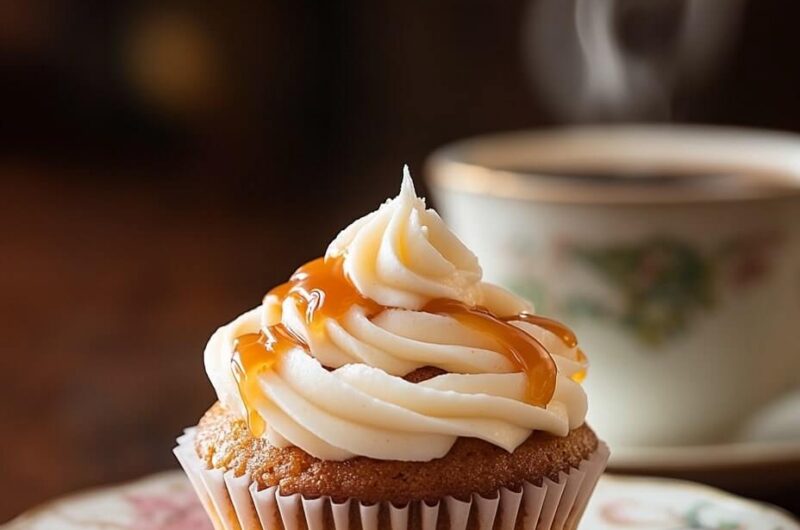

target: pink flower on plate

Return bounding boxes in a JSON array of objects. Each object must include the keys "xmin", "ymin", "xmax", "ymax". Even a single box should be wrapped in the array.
[
  {"xmin": 600, "ymin": 499, "xmax": 683, "ymax": 526},
  {"xmin": 56, "ymin": 490, "xmax": 213, "ymax": 530},
  {"xmin": 599, "ymin": 499, "xmax": 746, "ymax": 530},
  {"xmin": 124, "ymin": 492, "xmax": 213, "ymax": 530}
]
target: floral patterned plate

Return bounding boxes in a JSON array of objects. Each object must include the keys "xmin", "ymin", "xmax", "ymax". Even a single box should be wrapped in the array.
[{"xmin": 2, "ymin": 472, "xmax": 797, "ymax": 530}]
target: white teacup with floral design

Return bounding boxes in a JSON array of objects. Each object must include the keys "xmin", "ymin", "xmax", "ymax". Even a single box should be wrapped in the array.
[{"xmin": 427, "ymin": 125, "xmax": 800, "ymax": 448}]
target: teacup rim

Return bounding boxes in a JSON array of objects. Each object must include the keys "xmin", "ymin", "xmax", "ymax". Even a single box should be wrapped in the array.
[{"xmin": 426, "ymin": 124, "xmax": 800, "ymax": 205}]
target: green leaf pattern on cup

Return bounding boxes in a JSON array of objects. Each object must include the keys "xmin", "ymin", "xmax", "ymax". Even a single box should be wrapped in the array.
[
  {"xmin": 504, "ymin": 231, "xmax": 784, "ymax": 346},
  {"xmin": 571, "ymin": 237, "xmax": 715, "ymax": 344}
]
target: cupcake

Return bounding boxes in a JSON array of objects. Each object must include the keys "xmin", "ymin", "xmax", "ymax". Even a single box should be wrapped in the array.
[{"xmin": 175, "ymin": 169, "xmax": 608, "ymax": 530}]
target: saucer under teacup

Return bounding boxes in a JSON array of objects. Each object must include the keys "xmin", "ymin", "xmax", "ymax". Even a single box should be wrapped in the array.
[{"xmin": 608, "ymin": 435, "xmax": 800, "ymax": 491}]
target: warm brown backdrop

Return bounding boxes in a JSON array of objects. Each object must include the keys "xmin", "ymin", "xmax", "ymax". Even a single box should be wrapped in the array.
[{"xmin": 2, "ymin": 0, "xmax": 800, "ymax": 521}]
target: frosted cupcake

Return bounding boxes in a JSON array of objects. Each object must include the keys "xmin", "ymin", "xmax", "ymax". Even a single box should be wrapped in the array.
[{"xmin": 175, "ymin": 170, "xmax": 608, "ymax": 530}]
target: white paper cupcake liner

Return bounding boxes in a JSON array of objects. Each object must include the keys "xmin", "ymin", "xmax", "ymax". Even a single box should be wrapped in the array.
[{"xmin": 174, "ymin": 428, "xmax": 609, "ymax": 530}]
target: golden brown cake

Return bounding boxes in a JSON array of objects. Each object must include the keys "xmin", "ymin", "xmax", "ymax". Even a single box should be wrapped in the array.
[{"xmin": 195, "ymin": 403, "xmax": 599, "ymax": 505}]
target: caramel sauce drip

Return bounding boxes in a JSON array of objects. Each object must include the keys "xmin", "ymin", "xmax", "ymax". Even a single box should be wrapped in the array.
[
  {"xmin": 423, "ymin": 299, "xmax": 558, "ymax": 406},
  {"xmin": 502, "ymin": 313, "xmax": 587, "ymax": 383},
  {"xmin": 572, "ymin": 350, "xmax": 588, "ymax": 383},
  {"xmin": 231, "ymin": 332, "xmax": 269, "ymax": 437},
  {"xmin": 268, "ymin": 256, "xmax": 382, "ymax": 324},
  {"xmin": 232, "ymin": 256, "xmax": 380, "ymax": 435},
  {"xmin": 502, "ymin": 313, "xmax": 577, "ymax": 348},
  {"xmin": 231, "ymin": 255, "xmax": 585, "ymax": 435}
]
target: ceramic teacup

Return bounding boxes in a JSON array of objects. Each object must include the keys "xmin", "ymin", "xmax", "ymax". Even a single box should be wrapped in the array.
[{"xmin": 426, "ymin": 125, "xmax": 800, "ymax": 449}]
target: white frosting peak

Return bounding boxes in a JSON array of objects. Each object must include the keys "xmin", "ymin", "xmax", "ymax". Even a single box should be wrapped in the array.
[
  {"xmin": 204, "ymin": 169, "xmax": 588, "ymax": 462},
  {"xmin": 327, "ymin": 167, "xmax": 482, "ymax": 310}
]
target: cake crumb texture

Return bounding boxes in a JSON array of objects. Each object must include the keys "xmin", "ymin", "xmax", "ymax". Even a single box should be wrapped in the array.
[{"xmin": 194, "ymin": 402, "xmax": 598, "ymax": 504}]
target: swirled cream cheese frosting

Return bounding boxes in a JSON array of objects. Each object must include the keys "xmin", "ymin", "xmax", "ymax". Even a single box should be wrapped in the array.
[{"xmin": 205, "ymin": 169, "xmax": 588, "ymax": 462}]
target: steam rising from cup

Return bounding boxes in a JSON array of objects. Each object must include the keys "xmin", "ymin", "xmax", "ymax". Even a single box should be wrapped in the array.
[{"xmin": 523, "ymin": 0, "xmax": 745, "ymax": 122}]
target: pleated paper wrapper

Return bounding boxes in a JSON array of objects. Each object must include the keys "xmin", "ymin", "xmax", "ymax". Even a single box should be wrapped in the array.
[{"xmin": 174, "ymin": 428, "xmax": 609, "ymax": 530}]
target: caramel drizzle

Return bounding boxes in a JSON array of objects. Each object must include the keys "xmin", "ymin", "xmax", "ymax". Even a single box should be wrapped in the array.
[
  {"xmin": 422, "ymin": 299, "xmax": 557, "ymax": 406},
  {"xmin": 231, "ymin": 256, "xmax": 584, "ymax": 436},
  {"xmin": 231, "ymin": 332, "xmax": 270, "ymax": 437},
  {"xmin": 267, "ymin": 256, "xmax": 382, "ymax": 324},
  {"xmin": 502, "ymin": 313, "xmax": 588, "ymax": 383},
  {"xmin": 232, "ymin": 256, "xmax": 380, "ymax": 436}
]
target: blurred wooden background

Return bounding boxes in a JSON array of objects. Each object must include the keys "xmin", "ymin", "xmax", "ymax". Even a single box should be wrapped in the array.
[{"xmin": 2, "ymin": 0, "xmax": 800, "ymax": 521}]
